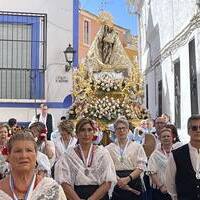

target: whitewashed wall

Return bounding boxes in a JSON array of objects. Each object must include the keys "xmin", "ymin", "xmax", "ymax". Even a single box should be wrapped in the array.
[
  {"xmin": 0, "ymin": 0, "xmax": 75, "ymax": 127},
  {"xmin": 135, "ymin": 0, "xmax": 199, "ymax": 142}
]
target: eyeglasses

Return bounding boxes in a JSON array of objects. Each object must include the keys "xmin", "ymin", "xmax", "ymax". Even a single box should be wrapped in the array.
[
  {"xmin": 115, "ymin": 127, "xmax": 127, "ymax": 131},
  {"xmin": 189, "ymin": 125, "xmax": 200, "ymax": 132}
]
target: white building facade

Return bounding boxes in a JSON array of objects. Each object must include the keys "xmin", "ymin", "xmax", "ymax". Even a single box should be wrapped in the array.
[
  {"xmin": 134, "ymin": 0, "xmax": 200, "ymax": 142},
  {"xmin": 0, "ymin": 0, "xmax": 79, "ymax": 127}
]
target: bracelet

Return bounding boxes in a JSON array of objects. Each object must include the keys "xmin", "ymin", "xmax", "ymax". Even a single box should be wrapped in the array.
[{"xmin": 128, "ymin": 175, "xmax": 133, "ymax": 182}]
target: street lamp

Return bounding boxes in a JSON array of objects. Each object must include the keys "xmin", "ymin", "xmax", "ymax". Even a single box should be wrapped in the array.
[{"xmin": 64, "ymin": 44, "xmax": 76, "ymax": 71}]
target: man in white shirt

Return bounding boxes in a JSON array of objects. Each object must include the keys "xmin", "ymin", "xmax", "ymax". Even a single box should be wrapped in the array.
[
  {"xmin": 166, "ymin": 115, "xmax": 200, "ymax": 200},
  {"xmin": 31, "ymin": 104, "xmax": 54, "ymax": 140}
]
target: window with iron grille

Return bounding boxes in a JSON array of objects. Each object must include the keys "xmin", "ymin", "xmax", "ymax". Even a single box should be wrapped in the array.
[
  {"xmin": 0, "ymin": 11, "xmax": 47, "ymax": 99},
  {"xmin": 83, "ymin": 19, "xmax": 90, "ymax": 45}
]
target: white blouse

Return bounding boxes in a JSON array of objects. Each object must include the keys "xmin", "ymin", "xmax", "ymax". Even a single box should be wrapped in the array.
[
  {"xmin": 37, "ymin": 151, "xmax": 51, "ymax": 176},
  {"xmin": 106, "ymin": 141, "xmax": 147, "ymax": 171},
  {"xmin": 55, "ymin": 145, "xmax": 117, "ymax": 186},
  {"xmin": 0, "ymin": 177, "xmax": 66, "ymax": 200},
  {"xmin": 54, "ymin": 136, "xmax": 77, "ymax": 160},
  {"xmin": 39, "ymin": 141, "xmax": 56, "ymax": 167},
  {"xmin": 148, "ymin": 148, "xmax": 169, "ymax": 187}
]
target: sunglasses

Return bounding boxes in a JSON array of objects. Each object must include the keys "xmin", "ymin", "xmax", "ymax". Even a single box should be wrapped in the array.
[{"xmin": 190, "ymin": 125, "xmax": 200, "ymax": 132}]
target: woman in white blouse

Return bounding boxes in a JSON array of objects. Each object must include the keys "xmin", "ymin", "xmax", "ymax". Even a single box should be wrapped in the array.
[
  {"xmin": 54, "ymin": 120, "xmax": 77, "ymax": 161},
  {"xmin": 29, "ymin": 122, "xmax": 56, "ymax": 168},
  {"xmin": 55, "ymin": 117, "xmax": 117, "ymax": 200},
  {"xmin": 106, "ymin": 117, "xmax": 147, "ymax": 200},
  {"xmin": 148, "ymin": 127, "xmax": 173, "ymax": 200}
]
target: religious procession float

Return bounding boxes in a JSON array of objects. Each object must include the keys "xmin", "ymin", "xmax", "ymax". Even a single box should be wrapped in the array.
[{"xmin": 68, "ymin": 12, "xmax": 149, "ymax": 145}]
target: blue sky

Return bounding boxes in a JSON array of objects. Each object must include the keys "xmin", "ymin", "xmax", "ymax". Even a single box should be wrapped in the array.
[{"xmin": 79, "ymin": 0, "xmax": 138, "ymax": 35}]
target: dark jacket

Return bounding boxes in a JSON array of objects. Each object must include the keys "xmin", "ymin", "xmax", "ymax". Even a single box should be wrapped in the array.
[
  {"xmin": 172, "ymin": 144, "xmax": 200, "ymax": 200},
  {"xmin": 36, "ymin": 113, "xmax": 53, "ymax": 140}
]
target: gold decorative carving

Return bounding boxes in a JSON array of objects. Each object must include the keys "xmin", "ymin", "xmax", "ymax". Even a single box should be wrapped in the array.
[{"xmin": 69, "ymin": 12, "xmax": 148, "ymax": 134}]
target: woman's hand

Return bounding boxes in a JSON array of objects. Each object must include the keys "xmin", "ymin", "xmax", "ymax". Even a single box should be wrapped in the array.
[{"xmin": 117, "ymin": 176, "xmax": 130, "ymax": 188}]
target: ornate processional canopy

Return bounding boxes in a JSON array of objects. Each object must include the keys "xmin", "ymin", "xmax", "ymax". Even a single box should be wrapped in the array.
[{"xmin": 69, "ymin": 11, "xmax": 148, "ymax": 131}]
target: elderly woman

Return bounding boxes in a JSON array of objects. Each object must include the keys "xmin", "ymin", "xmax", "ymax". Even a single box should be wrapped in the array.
[
  {"xmin": 54, "ymin": 120, "xmax": 77, "ymax": 161},
  {"xmin": 0, "ymin": 130, "xmax": 66, "ymax": 199},
  {"xmin": 106, "ymin": 117, "xmax": 147, "ymax": 200},
  {"xmin": 148, "ymin": 127, "xmax": 173, "ymax": 200},
  {"xmin": 55, "ymin": 117, "xmax": 116, "ymax": 200},
  {"xmin": 29, "ymin": 122, "xmax": 55, "ymax": 167},
  {"xmin": 165, "ymin": 124, "xmax": 182, "ymax": 149},
  {"xmin": 0, "ymin": 124, "xmax": 9, "ymax": 179}
]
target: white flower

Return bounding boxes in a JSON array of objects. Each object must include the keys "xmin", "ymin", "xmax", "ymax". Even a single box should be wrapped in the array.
[
  {"xmin": 125, "ymin": 109, "xmax": 129, "ymax": 113},
  {"xmin": 106, "ymin": 88, "xmax": 110, "ymax": 91}
]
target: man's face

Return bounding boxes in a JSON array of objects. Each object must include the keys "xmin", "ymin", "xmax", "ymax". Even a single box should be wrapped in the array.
[
  {"xmin": 189, "ymin": 119, "xmax": 200, "ymax": 142},
  {"xmin": 41, "ymin": 106, "xmax": 48, "ymax": 115},
  {"xmin": 155, "ymin": 117, "xmax": 166, "ymax": 135}
]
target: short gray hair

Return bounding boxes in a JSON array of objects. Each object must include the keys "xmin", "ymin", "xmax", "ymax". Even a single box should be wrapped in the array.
[
  {"xmin": 7, "ymin": 129, "xmax": 37, "ymax": 153},
  {"xmin": 114, "ymin": 117, "xmax": 129, "ymax": 130}
]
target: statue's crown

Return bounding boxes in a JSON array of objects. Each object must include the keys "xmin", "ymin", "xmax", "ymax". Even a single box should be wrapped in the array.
[{"xmin": 98, "ymin": 11, "xmax": 113, "ymax": 27}]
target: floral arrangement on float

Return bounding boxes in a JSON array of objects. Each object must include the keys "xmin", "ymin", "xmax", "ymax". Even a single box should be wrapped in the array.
[
  {"xmin": 68, "ymin": 62, "xmax": 149, "ymax": 123},
  {"xmin": 94, "ymin": 75, "xmax": 122, "ymax": 92},
  {"xmin": 69, "ymin": 96, "xmax": 148, "ymax": 124},
  {"xmin": 87, "ymin": 96, "xmax": 122, "ymax": 121}
]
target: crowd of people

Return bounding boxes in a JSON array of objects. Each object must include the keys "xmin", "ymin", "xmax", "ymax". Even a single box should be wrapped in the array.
[{"xmin": 0, "ymin": 105, "xmax": 199, "ymax": 200}]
